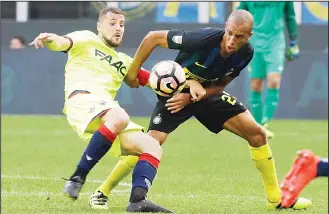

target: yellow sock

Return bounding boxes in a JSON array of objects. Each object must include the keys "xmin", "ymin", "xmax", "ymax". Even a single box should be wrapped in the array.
[
  {"xmin": 97, "ymin": 155, "xmax": 138, "ymax": 197},
  {"xmin": 249, "ymin": 144, "xmax": 281, "ymax": 203}
]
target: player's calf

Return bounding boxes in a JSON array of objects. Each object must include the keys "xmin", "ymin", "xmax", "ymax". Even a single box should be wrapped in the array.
[
  {"xmin": 246, "ymin": 124, "xmax": 267, "ymax": 148},
  {"xmin": 64, "ymin": 107, "xmax": 130, "ymax": 199},
  {"xmin": 223, "ymin": 111, "xmax": 282, "ymax": 204},
  {"xmin": 119, "ymin": 131, "xmax": 170, "ymax": 212}
]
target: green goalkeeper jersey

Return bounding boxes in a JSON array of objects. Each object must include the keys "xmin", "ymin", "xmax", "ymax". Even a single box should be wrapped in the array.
[{"xmin": 237, "ymin": 2, "xmax": 298, "ymax": 52}]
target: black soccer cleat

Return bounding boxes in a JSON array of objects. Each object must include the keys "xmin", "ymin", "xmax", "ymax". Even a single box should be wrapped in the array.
[
  {"xmin": 63, "ymin": 176, "xmax": 84, "ymax": 200},
  {"xmin": 126, "ymin": 199, "xmax": 173, "ymax": 213}
]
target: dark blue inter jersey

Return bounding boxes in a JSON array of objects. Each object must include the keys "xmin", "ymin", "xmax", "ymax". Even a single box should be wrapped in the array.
[{"xmin": 167, "ymin": 27, "xmax": 254, "ymax": 85}]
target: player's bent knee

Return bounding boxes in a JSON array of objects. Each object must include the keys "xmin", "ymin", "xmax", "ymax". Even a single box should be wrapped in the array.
[
  {"xmin": 251, "ymin": 79, "xmax": 263, "ymax": 92},
  {"xmin": 144, "ymin": 140, "xmax": 163, "ymax": 160},
  {"xmin": 103, "ymin": 107, "xmax": 130, "ymax": 133},
  {"xmin": 247, "ymin": 125, "xmax": 267, "ymax": 147},
  {"xmin": 119, "ymin": 131, "xmax": 163, "ymax": 160},
  {"xmin": 267, "ymin": 73, "xmax": 281, "ymax": 88},
  {"xmin": 147, "ymin": 130, "xmax": 168, "ymax": 145}
]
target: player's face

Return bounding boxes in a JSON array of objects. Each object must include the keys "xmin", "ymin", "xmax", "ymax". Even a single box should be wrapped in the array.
[
  {"xmin": 224, "ymin": 21, "xmax": 252, "ymax": 53},
  {"xmin": 97, "ymin": 12, "xmax": 125, "ymax": 48}
]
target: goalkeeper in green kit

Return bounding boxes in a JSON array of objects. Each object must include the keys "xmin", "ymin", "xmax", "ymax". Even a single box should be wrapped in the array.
[{"xmin": 237, "ymin": 2, "xmax": 300, "ymax": 139}]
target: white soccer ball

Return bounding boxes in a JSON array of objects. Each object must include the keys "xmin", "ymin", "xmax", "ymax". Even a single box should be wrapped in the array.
[{"xmin": 149, "ymin": 60, "xmax": 186, "ymax": 97}]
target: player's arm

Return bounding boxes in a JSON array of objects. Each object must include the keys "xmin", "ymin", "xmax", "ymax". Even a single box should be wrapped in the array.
[
  {"xmin": 284, "ymin": 2, "xmax": 298, "ymax": 41},
  {"xmin": 202, "ymin": 76, "xmax": 234, "ymax": 99},
  {"xmin": 29, "ymin": 33, "xmax": 71, "ymax": 52},
  {"xmin": 124, "ymin": 67, "xmax": 152, "ymax": 88},
  {"xmin": 125, "ymin": 30, "xmax": 169, "ymax": 87},
  {"xmin": 284, "ymin": 2, "xmax": 300, "ymax": 61},
  {"xmin": 126, "ymin": 28, "xmax": 220, "ymax": 87}
]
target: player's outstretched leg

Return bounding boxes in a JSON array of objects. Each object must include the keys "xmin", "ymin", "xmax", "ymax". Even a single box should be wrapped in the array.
[
  {"xmin": 119, "ymin": 131, "xmax": 173, "ymax": 213},
  {"xmin": 89, "ymin": 155, "xmax": 138, "ymax": 210},
  {"xmin": 280, "ymin": 150, "xmax": 328, "ymax": 207},
  {"xmin": 89, "ymin": 131, "xmax": 169, "ymax": 210},
  {"xmin": 63, "ymin": 107, "xmax": 129, "ymax": 200},
  {"xmin": 223, "ymin": 110, "xmax": 311, "ymax": 210}
]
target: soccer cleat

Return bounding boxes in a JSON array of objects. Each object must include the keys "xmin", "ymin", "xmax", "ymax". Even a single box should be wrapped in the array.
[
  {"xmin": 126, "ymin": 199, "xmax": 173, "ymax": 213},
  {"xmin": 89, "ymin": 190, "xmax": 109, "ymax": 210},
  {"xmin": 63, "ymin": 176, "xmax": 84, "ymax": 200},
  {"xmin": 267, "ymin": 197, "xmax": 312, "ymax": 210},
  {"xmin": 280, "ymin": 150, "xmax": 320, "ymax": 207},
  {"xmin": 263, "ymin": 123, "xmax": 275, "ymax": 139}
]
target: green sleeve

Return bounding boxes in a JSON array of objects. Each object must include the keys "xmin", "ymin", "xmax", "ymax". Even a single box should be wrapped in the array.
[
  {"xmin": 284, "ymin": 2, "xmax": 299, "ymax": 41},
  {"xmin": 236, "ymin": 2, "xmax": 249, "ymax": 10}
]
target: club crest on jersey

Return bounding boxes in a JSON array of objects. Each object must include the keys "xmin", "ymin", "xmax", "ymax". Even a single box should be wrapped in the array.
[
  {"xmin": 95, "ymin": 49, "xmax": 127, "ymax": 76},
  {"xmin": 172, "ymin": 35, "xmax": 183, "ymax": 44},
  {"xmin": 153, "ymin": 114, "xmax": 162, "ymax": 124}
]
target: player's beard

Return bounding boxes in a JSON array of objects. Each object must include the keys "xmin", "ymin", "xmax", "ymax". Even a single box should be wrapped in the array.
[{"xmin": 104, "ymin": 37, "xmax": 121, "ymax": 48}]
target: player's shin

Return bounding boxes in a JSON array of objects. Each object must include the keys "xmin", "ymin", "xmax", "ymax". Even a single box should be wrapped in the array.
[
  {"xmin": 129, "ymin": 153, "xmax": 160, "ymax": 203},
  {"xmin": 263, "ymin": 88, "xmax": 279, "ymax": 124},
  {"xmin": 250, "ymin": 90, "xmax": 263, "ymax": 124},
  {"xmin": 97, "ymin": 156, "xmax": 138, "ymax": 196},
  {"xmin": 249, "ymin": 143, "xmax": 281, "ymax": 203},
  {"xmin": 71, "ymin": 125, "xmax": 117, "ymax": 181}
]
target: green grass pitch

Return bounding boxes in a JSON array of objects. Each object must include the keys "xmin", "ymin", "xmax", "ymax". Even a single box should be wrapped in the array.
[{"xmin": 2, "ymin": 115, "xmax": 328, "ymax": 213}]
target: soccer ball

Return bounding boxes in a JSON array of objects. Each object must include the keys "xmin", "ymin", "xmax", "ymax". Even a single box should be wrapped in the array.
[{"xmin": 149, "ymin": 60, "xmax": 186, "ymax": 97}]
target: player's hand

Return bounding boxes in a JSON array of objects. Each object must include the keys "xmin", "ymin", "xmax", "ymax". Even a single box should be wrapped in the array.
[
  {"xmin": 166, "ymin": 93, "xmax": 192, "ymax": 114},
  {"xmin": 29, "ymin": 33, "xmax": 55, "ymax": 49},
  {"xmin": 187, "ymin": 80, "xmax": 206, "ymax": 102},
  {"xmin": 286, "ymin": 40, "xmax": 300, "ymax": 61},
  {"xmin": 126, "ymin": 78, "xmax": 140, "ymax": 88}
]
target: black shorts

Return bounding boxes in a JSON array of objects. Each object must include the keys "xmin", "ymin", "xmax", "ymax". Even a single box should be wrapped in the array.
[{"xmin": 148, "ymin": 91, "xmax": 247, "ymax": 134}]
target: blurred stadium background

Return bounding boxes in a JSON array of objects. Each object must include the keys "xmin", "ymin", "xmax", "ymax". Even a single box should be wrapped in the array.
[
  {"xmin": 1, "ymin": 1, "xmax": 328, "ymax": 118},
  {"xmin": 1, "ymin": 2, "xmax": 328, "ymax": 214}
]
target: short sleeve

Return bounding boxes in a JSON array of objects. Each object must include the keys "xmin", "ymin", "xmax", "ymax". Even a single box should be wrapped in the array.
[
  {"xmin": 167, "ymin": 28, "xmax": 224, "ymax": 50},
  {"xmin": 63, "ymin": 30, "xmax": 95, "ymax": 52}
]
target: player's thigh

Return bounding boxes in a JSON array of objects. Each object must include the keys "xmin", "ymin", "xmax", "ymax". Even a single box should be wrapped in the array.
[
  {"xmin": 65, "ymin": 93, "xmax": 144, "ymax": 157},
  {"xmin": 65, "ymin": 93, "xmax": 119, "ymax": 140},
  {"xmin": 223, "ymin": 110, "xmax": 267, "ymax": 147},
  {"xmin": 119, "ymin": 130, "xmax": 162, "ymax": 159},
  {"xmin": 264, "ymin": 48, "xmax": 285, "ymax": 74},
  {"xmin": 193, "ymin": 91, "xmax": 247, "ymax": 134},
  {"xmin": 83, "ymin": 119, "xmax": 145, "ymax": 158},
  {"xmin": 248, "ymin": 52, "xmax": 266, "ymax": 79},
  {"xmin": 147, "ymin": 98, "xmax": 193, "ymax": 135}
]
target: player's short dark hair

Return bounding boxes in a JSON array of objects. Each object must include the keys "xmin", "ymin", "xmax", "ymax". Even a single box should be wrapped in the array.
[
  {"xmin": 98, "ymin": 7, "xmax": 124, "ymax": 21},
  {"xmin": 12, "ymin": 36, "xmax": 25, "ymax": 45}
]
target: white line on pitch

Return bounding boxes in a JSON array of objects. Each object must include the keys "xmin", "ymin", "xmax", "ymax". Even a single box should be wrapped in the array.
[
  {"xmin": 1, "ymin": 189, "xmax": 130, "ymax": 197},
  {"xmin": 1, "ymin": 175, "xmax": 131, "ymax": 187}
]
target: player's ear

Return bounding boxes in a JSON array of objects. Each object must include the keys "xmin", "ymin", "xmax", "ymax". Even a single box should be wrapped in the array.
[
  {"xmin": 96, "ymin": 21, "xmax": 101, "ymax": 32},
  {"xmin": 249, "ymin": 31, "xmax": 253, "ymax": 40}
]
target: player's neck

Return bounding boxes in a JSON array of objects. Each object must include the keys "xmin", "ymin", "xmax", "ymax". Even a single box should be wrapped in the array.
[{"xmin": 98, "ymin": 34, "xmax": 115, "ymax": 49}]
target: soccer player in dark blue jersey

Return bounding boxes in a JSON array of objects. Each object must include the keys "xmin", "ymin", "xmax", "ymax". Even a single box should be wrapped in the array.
[{"xmin": 90, "ymin": 10, "xmax": 311, "ymax": 211}]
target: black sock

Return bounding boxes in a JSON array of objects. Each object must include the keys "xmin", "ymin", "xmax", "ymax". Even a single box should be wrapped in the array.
[{"xmin": 129, "ymin": 187, "xmax": 148, "ymax": 203}]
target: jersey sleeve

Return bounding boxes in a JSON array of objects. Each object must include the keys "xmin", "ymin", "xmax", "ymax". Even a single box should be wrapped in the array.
[
  {"xmin": 284, "ymin": 2, "xmax": 298, "ymax": 41},
  {"xmin": 229, "ymin": 44, "xmax": 254, "ymax": 78},
  {"xmin": 167, "ymin": 28, "xmax": 223, "ymax": 50},
  {"xmin": 63, "ymin": 30, "xmax": 94, "ymax": 53}
]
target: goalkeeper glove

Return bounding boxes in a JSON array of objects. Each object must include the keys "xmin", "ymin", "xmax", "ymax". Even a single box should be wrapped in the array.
[{"xmin": 286, "ymin": 40, "xmax": 300, "ymax": 61}]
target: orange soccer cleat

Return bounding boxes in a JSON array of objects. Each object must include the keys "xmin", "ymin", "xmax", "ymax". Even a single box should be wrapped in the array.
[{"xmin": 280, "ymin": 150, "xmax": 320, "ymax": 208}]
